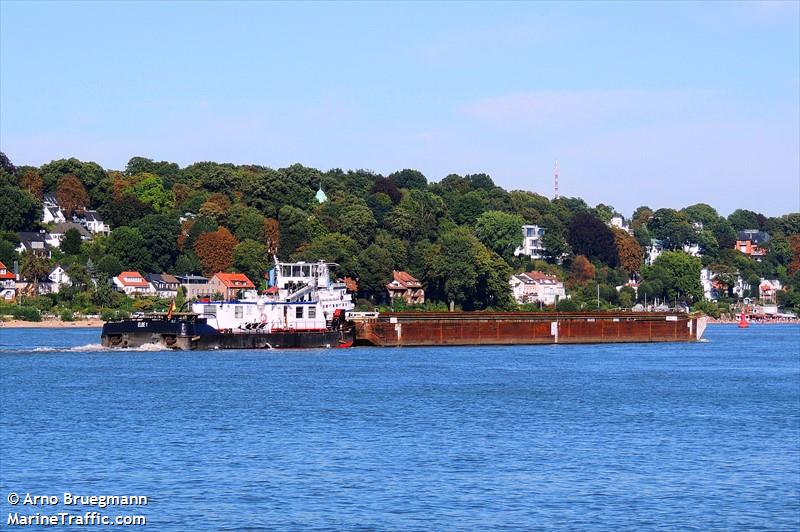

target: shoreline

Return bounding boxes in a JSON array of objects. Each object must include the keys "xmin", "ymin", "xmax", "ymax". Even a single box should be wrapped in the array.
[{"xmin": 1, "ymin": 319, "xmax": 104, "ymax": 328}]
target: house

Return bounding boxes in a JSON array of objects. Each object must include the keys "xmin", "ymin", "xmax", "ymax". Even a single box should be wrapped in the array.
[
  {"xmin": 208, "ymin": 273, "xmax": 256, "ymax": 301},
  {"xmin": 645, "ymin": 239, "xmax": 664, "ymax": 265},
  {"xmin": 759, "ymin": 279, "xmax": 782, "ymax": 304},
  {"xmin": 145, "ymin": 273, "xmax": 180, "ymax": 299},
  {"xmin": 45, "ymin": 222, "xmax": 91, "ymax": 248},
  {"xmin": 39, "ymin": 264, "xmax": 71, "ymax": 294},
  {"xmin": 509, "ymin": 271, "xmax": 566, "ymax": 306},
  {"xmin": 0, "ymin": 261, "xmax": 16, "ymax": 300},
  {"xmin": 42, "ymin": 205, "xmax": 66, "ymax": 224},
  {"xmin": 175, "ymin": 274, "xmax": 211, "ymax": 300},
  {"xmin": 113, "ymin": 271, "xmax": 155, "ymax": 296},
  {"xmin": 75, "ymin": 210, "xmax": 111, "ymax": 235},
  {"xmin": 609, "ymin": 215, "xmax": 631, "ymax": 234},
  {"xmin": 735, "ymin": 230, "xmax": 770, "ymax": 260},
  {"xmin": 386, "ymin": 271, "xmax": 425, "ymax": 305},
  {"xmin": 514, "ymin": 225, "xmax": 546, "ymax": 259},
  {"xmin": 15, "ymin": 231, "xmax": 52, "ymax": 258}
]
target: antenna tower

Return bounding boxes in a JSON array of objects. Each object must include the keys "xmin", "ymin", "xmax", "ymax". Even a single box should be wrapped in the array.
[{"xmin": 554, "ymin": 161, "xmax": 559, "ymax": 200}]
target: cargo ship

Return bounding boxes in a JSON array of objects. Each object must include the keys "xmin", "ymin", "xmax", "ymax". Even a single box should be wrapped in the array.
[{"xmin": 102, "ymin": 259, "xmax": 707, "ymax": 350}]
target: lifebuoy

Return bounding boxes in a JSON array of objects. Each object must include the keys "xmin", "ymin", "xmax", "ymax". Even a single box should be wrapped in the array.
[{"xmin": 260, "ymin": 313, "xmax": 268, "ymax": 324}]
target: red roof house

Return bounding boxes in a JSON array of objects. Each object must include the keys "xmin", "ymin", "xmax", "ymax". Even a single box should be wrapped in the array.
[
  {"xmin": 209, "ymin": 272, "xmax": 256, "ymax": 300},
  {"xmin": 386, "ymin": 270, "xmax": 424, "ymax": 305},
  {"xmin": 112, "ymin": 271, "xmax": 154, "ymax": 296}
]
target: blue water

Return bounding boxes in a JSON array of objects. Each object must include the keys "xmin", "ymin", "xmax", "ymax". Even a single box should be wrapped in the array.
[{"xmin": 1, "ymin": 325, "xmax": 798, "ymax": 530}]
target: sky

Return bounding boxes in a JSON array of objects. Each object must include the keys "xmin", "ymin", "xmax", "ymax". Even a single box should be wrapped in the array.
[{"xmin": 1, "ymin": 1, "xmax": 798, "ymax": 217}]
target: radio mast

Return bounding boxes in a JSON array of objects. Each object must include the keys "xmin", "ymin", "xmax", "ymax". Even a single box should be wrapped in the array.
[{"xmin": 554, "ymin": 161, "xmax": 559, "ymax": 200}]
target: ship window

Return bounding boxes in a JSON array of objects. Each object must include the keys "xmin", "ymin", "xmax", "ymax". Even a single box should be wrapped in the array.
[
  {"xmin": 235, "ymin": 306, "xmax": 243, "ymax": 319},
  {"xmin": 296, "ymin": 306, "xmax": 303, "ymax": 319},
  {"xmin": 309, "ymin": 307, "xmax": 316, "ymax": 319},
  {"xmin": 204, "ymin": 305, "xmax": 217, "ymax": 317}
]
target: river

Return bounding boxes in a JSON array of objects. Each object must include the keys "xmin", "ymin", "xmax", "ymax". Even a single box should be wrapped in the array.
[{"xmin": 1, "ymin": 325, "xmax": 798, "ymax": 529}]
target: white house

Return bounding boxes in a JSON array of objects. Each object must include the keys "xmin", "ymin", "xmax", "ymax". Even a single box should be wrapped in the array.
[
  {"xmin": 510, "ymin": 271, "xmax": 566, "ymax": 306},
  {"xmin": 514, "ymin": 225, "xmax": 546, "ymax": 259},
  {"xmin": 43, "ymin": 205, "xmax": 66, "ymax": 224},
  {"xmin": 45, "ymin": 222, "xmax": 91, "ymax": 248},
  {"xmin": 78, "ymin": 210, "xmax": 111, "ymax": 235},
  {"xmin": 42, "ymin": 265, "xmax": 71, "ymax": 294},
  {"xmin": 113, "ymin": 271, "xmax": 155, "ymax": 296},
  {"xmin": 609, "ymin": 215, "xmax": 631, "ymax": 234},
  {"xmin": 15, "ymin": 231, "xmax": 52, "ymax": 258}
]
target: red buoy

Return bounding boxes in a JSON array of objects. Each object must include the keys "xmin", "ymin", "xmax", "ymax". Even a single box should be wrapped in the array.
[{"xmin": 738, "ymin": 308, "xmax": 749, "ymax": 329}]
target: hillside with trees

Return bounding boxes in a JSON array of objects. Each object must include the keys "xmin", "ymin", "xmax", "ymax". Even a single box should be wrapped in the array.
[{"xmin": 1, "ymin": 152, "xmax": 798, "ymax": 319}]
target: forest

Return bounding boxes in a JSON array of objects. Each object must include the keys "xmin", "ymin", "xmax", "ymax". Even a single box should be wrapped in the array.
[{"xmin": 1, "ymin": 151, "xmax": 799, "ymax": 320}]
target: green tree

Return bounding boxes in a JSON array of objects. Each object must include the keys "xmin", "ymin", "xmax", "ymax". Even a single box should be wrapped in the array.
[
  {"xmin": 389, "ymin": 169, "xmax": 427, "ymax": 190},
  {"xmin": 174, "ymin": 252, "xmax": 202, "ymax": 275},
  {"xmin": 0, "ymin": 186, "xmax": 40, "ymax": 231},
  {"xmin": 648, "ymin": 208, "xmax": 695, "ymax": 250},
  {"xmin": 356, "ymin": 244, "xmax": 395, "ymax": 301},
  {"xmin": 107, "ymin": 227, "xmax": 152, "ymax": 272},
  {"xmin": 39, "ymin": 158, "xmax": 107, "ymax": 204},
  {"xmin": 233, "ymin": 240, "xmax": 269, "ymax": 286},
  {"xmin": 124, "ymin": 173, "xmax": 174, "ymax": 213},
  {"xmin": 641, "ymin": 251, "xmax": 702, "ymax": 303},
  {"xmin": 292, "ymin": 233, "xmax": 360, "ymax": 277},
  {"xmin": 728, "ymin": 209, "xmax": 763, "ymax": 231},
  {"xmin": 124, "ymin": 156, "xmax": 180, "ymax": 182},
  {"xmin": 278, "ymin": 206, "xmax": 312, "ymax": 259},
  {"xmin": 134, "ymin": 214, "xmax": 180, "ymax": 271},
  {"xmin": 97, "ymin": 255, "xmax": 123, "ymax": 279},
  {"xmin": 61, "ymin": 228, "xmax": 83, "ymax": 255},
  {"xmin": 474, "ymin": 210, "xmax": 525, "ymax": 263},
  {"xmin": 386, "ymin": 190, "xmax": 446, "ymax": 242}
]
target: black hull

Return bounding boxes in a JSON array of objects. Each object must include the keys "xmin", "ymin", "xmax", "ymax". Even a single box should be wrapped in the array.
[{"xmin": 101, "ymin": 318, "xmax": 354, "ymax": 350}]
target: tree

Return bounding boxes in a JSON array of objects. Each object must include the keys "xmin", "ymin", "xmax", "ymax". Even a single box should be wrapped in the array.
[
  {"xmin": 194, "ymin": 227, "xmax": 238, "ymax": 275},
  {"xmin": 648, "ymin": 208, "xmax": 695, "ymax": 250},
  {"xmin": 356, "ymin": 244, "xmax": 395, "ymax": 301},
  {"xmin": 292, "ymin": 233, "xmax": 360, "ymax": 277},
  {"xmin": 641, "ymin": 251, "xmax": 702, "ymax": 303},
  {"xmin": 277, "ymin": 206, "xmax": 311, "ymax": 259},
  {"xmin": 451, "ymin": 190, "xmax": 487, "ymax": 225},
  {"xmin": 385, "ymin": 190, "xmax": 446, "ymax": 242},
  {"xmin": 370, "ymin": 177, "xmax": 402, "ymax": 203},
  {"xmin": 425, "ymin": 226, "xmax": 512, "ymax": 310},
  {"xmin": 61, "ymin": 228, "xmax": 83, "ymax": 255},
  {"xmin": 134, "ymin": 214, "xmax": 180, "ymax": 271},
  {"xmin": 728, "ymin": 209, "xmax": 762, "ymax": 231},
  {"xmin": 613, "ymin": 228, "xmax": 643, "ymax": 275},
  {"xmin": 21, "ymin": 252, "xmax": 51, "ymax": 293},
  {"xmin": 232, "ymin": 209, "xmax": 267, "ymax": 242},
  {"xmin": 107, "ymin": 227, "xmax": 152, "ymax": 272},
  {"xmin": 183, "ymin": 216, "xmax": 219, "ymax": 251},
  {"xmin": 567, "ymin": 212, "xmax": 618, "ymax": 266},
  {"xmin": 0, "ymin": 186, "xmax": 40, "ymax": 231},
  {"xmin": 474, "ymin": 210, "xmax": 525, "ymax": 263},
  {"xmin": 124, "ymin": 156, "xmax": 180, "ymax": 181},
  {"xmin": 96, "ymin": 255, "xmax": 123, "ymax": 279},
  {"xmin": 570, "ymin": 255, "xmax": 596, "ymax": 285},
  {"xmin": 233, "ymin": 240, "xmax": 269, "ymax": 285},
  {"xmin": 264, "ymin": 218, "xmax": 280, "ymax": 255},
  {"xmin": 56, "ymin": 174, "xmax": 90, "ymax": 218},
  {"xmin": 124, "ymin": 173, "xmax": 174, "ymax": 214},
  {"xmin": 19, "ymin": 169, "xmax": 44, "ymax": 200},
  {"xmin": 681, "ymin": 203, "xmax": 719, "ymax": 226},
  {"xmin": 541, "ymin": 229, "xmax": 571, "ymax": 264},
  {"xmin": 389, "ymin": 169, "xmax": 427, "ymax": 190},
  {"xmin": 39, "ymin": 158, "xmax": 106, "ymax": 204},
  {"xmin": 174, "ymin": 252, "xmax": 202, "ymax": 275},
  {"xmin": 338, "ymin": 201, "xmax": 377, "ymax": 247}
]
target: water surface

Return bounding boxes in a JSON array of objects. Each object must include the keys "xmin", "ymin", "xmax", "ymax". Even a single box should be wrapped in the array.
[{"xmin": 1, "ymin": 325, "xmax": 798, "ymax": 529}]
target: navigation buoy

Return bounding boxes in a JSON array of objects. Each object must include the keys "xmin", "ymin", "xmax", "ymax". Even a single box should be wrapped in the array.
[{"xmin": 738, "ymin": 310, "xmax": 749, "ymax": 329}]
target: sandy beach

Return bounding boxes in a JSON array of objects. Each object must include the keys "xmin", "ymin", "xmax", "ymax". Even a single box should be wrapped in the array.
[{"xmin": 1, "ymin": 319, "xmax": 104, "ymax": 328}]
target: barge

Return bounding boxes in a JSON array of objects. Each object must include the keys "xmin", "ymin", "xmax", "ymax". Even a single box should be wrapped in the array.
[
  {"xmin": 101, "ymin": 258, "xmax": 708, "ymax": 350},
  {"xmin": 350, "ymin": 311, "xmax": 707, "ymax": 346}
]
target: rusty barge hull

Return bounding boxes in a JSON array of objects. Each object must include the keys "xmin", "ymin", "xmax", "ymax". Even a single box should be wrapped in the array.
[{"xmin": 353, "ymin": 312, "xmax": 707, "ymax": 347}]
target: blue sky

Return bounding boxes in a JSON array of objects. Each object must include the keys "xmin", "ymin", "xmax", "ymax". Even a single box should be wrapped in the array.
[{"xmin": 1, "ymin": 1, "xmax": 798, "ymax": 216}]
